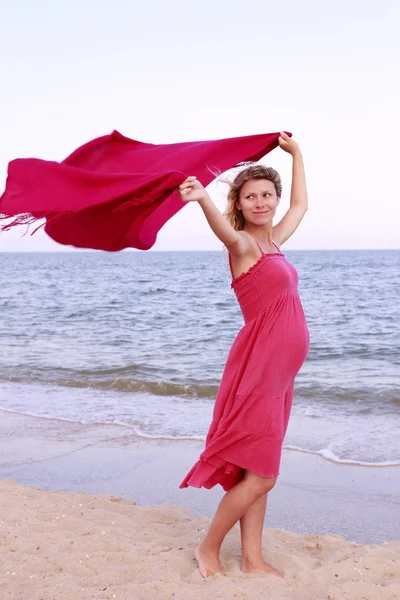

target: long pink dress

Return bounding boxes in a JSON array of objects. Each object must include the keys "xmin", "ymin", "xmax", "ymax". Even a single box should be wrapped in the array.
[{"xmin": 180, "ymin": 241, "xmax": 310, "ymax": 491}]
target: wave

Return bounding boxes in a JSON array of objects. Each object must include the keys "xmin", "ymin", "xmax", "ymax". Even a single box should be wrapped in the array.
[
  {"xmin": 306, "ymin": 346, "xmax": 400, "ymax": 361},
  {"xmin": 1, "ymin": 370, "xmax": 400, "ymax": 407},
  {"xmin": 0, "ymin": 373, "xmax": 219, "ymax": 399},
  {"xmin": 295, "ymin": 384, "xmax": 400, "ymax": 408}
]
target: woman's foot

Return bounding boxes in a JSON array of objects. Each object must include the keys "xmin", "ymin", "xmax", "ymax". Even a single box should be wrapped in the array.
[
  {"xmin": 195, "ymin": 543, "xmax": 225, "ymax": 578},
  {"xmin": 241, "ymin": 557, "xmax": 284, "ymax": 578}
]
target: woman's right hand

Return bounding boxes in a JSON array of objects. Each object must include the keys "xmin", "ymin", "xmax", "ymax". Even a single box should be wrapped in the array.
[
  {"xmin": 178, "ymin": 176, "xmax": 209, "ymax": 203},
  {"xmin": 178, "ymin": 175, "xmax": 240, "ymax": 249}
]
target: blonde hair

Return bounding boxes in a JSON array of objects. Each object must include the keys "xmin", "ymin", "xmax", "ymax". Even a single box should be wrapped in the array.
[{"xmin": 224, "ymin": 164, "xmax": 282, "ymax": 231}]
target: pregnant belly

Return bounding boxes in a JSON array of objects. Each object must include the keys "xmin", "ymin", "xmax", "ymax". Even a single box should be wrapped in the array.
[
  {"xmin": 272, "ymin": 303, "xmax": 310, "ymax": 376},
  {"xmin": 237, "ymin": 305, "xmax": 310, "ymax": 398}
]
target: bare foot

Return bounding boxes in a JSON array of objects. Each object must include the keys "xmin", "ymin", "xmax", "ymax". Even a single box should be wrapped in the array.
[
  {"xmin": 195, "ymin": 543, "xmax": 225, "ymax": 578},
  {"xmin": 241, "ymin": 558, "xmax": 284, "ymax": 578}
]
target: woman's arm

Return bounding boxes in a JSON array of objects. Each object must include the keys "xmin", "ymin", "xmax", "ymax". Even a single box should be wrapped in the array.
[
  {"xmin": 178, "ymin": 176, "xmax": 250, "ymax": 256},
  {"xmin": 272, "ymin": 133, "xmax": 308, "ymax": 246}
]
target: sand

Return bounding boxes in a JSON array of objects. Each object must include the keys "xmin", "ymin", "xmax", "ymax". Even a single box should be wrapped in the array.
[{"xmin": 1, "ymin": 478, "xmax": 399, "ymax": 600}]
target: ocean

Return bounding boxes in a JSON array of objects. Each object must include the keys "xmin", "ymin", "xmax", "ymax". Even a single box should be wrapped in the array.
[{"xmin": 0, "ymin": 249, "xmax": 399, "ymax": 467}]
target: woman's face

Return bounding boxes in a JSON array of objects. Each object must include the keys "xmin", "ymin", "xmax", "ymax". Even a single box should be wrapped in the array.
[{"xmin": 236, "ymin": 178, "xmax": 279, "ymax": 226}]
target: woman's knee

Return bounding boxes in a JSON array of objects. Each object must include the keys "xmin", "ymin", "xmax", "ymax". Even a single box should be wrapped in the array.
[{"xmin": 244, "ymin": 471, "xmax": 277, "ymax": 496}]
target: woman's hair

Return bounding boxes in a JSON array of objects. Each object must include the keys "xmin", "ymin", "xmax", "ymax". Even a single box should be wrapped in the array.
[{"xmin": 224, "ymin": 164, "xmax": 282, "ymax": 231}]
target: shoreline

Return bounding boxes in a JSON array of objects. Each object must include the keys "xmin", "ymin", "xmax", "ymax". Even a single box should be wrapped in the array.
[
  {"xmin": 1, "ymin": 409, "xmax": 399, "ymax": 599},
  {"xmin": 0, "ymin": 410, "xmax": 399, "ymax": 545},
  {"xmin": 1, "ymin": 405, "xmax": 399, "ymax": 469}
]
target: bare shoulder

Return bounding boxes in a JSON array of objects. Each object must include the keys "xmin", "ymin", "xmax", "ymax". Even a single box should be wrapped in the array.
[
  {"xmin": 226, "ymin": 231, "xmax": 263, "ymax": 280},
  {"xmin": 225, "ymin": 230, "xmax": 254, "ymax": 258}
]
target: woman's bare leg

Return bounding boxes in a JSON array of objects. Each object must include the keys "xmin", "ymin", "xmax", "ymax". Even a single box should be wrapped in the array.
[
  {"xmin": 240, "ymin": 493, "xmax": 283, "ymax": 576},
  {"xmin": 195, "ymin": 471, "xmax": 276, "ymax": 578}
]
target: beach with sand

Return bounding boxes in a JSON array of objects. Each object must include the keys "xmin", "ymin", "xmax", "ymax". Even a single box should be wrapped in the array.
[
  {"xmin": 1, "ymin": 250, "xmax": 399, "ymax": 598},
  {"xmin": 1, "ymin": 409, "xmax": 399, "ymax": 600}
]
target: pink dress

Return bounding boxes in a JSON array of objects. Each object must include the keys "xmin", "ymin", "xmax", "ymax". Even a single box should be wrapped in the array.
[{"xmin": 180, "ymin": 241, "xmax": 310, "ymax": 491}]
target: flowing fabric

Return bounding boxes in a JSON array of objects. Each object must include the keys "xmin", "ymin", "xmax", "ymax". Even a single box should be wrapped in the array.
[
  {"xmin": 180, "ymin": 241, "xmax": 310, "ymax": 491},
  {"xmin": 0, "ymin": 130, "xmax": 288, "ymax": 251}
]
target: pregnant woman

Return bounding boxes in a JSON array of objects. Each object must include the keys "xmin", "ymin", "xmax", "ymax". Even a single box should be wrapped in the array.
[{"xmin": 178, "ymin": 132, "xmax": 310, "ymax": 578}]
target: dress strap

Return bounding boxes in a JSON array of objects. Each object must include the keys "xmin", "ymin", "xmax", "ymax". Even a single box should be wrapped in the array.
[
  {"xmin": 255, "ymin": 242, "xmax": 265, "ymax": 256},
  {"xmin": 272, "ymin": 240, "xmax": 281, "ymax": 253}
]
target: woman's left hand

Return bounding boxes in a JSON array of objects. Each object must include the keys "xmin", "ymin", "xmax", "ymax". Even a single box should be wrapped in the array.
[{"xmin": 278, "ymin": 131, "xmax": 301, "ymax": 156}]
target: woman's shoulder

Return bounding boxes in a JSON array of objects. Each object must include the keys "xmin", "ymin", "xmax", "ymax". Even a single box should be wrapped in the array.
[{"xmin": 229, "ymin": 230, "xmax": 258, "ymax": 254}]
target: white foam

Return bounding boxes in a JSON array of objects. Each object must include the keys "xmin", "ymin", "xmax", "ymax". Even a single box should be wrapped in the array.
[
  {"xmin": 1, "ymin": 403, "xmax": 399, "ymax": 469},
  {"xmin": 304, "ymin": 406, "xmax": 323, "ymax": 418},
  {"xmin": 132, "ymin": 427, "xmax": 205, "ymax": 442},
  {"xmin": 0, "ymin": 407, "xmax": 206, "ymax": 442},
  {"xmin": 0, "ymin": 406, "xmax": 86, "ymax": 425},
  {"xmin": 283, "ymin": 444, "xmax": 400, "ymax": 467}
]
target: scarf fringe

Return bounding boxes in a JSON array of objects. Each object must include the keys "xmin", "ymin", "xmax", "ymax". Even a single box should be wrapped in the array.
[
  {"xmin": 0, "ymin": 210, "xmax": 75, "ymax": 236},
  {"xmin": 0, "ymin": 213, "xmax": 46, "ymax": 236},
  {"xmin": 0, "ymin": 196, "xmax": 149, "ymax": 238}
]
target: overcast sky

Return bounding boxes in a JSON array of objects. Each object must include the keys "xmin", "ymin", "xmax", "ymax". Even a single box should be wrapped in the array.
[{"xmin": 1, "ymin": 0, "xmax": 399, "ymax": 251}]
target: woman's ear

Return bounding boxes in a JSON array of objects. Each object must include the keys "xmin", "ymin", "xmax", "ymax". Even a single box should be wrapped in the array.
[{"xmin": 235, "ymin": 201, "xmax": 242, "ymax": 211}]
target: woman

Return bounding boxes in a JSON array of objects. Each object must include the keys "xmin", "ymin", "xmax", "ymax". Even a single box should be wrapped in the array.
[{"xmin": 178, "ymin": 132, "xmax": 309, "ymax": 578}]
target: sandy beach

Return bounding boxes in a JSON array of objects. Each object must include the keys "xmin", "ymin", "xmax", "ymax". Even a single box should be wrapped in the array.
[{"xmin": 1, "ymin": 410, "xmax": 399, "ymax": 599}]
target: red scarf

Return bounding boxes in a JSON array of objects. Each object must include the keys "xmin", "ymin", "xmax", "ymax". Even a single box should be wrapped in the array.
[{"xmin": 0, "ymin": 129, "xmax": 287, "ymax": 251}]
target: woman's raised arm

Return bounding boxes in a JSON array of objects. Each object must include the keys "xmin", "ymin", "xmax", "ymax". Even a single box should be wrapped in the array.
[
  {"xmin": 178, "ymin": 177, "xmax": 250, "ymax": 256},
  {"xmin": 272, "ymin": 133, "xmax": 308, "ymax": 246}
]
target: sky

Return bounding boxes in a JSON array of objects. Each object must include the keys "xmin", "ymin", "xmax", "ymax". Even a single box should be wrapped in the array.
[{"xmin": 0, "ymin": 0, "xmax": 399, "ymax": 251}]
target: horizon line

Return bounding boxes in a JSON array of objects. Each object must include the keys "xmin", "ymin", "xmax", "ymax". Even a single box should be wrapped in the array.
[{"xmin": 1, "ymin": 248, "xmax": 399, "ymax": 254}]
